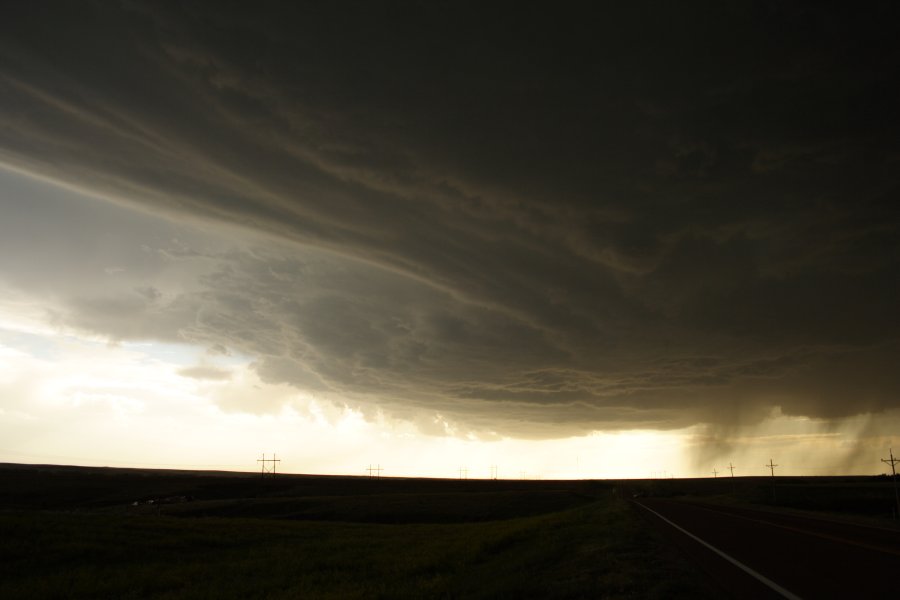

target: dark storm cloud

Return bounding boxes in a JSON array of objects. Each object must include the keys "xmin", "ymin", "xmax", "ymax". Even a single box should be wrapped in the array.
[{"xmin": 1, "ymin": 1, "xmax": 899, "ymax": 437}]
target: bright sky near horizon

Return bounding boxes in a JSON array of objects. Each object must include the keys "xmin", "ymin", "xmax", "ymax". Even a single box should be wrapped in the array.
[
  {"xmin": 1, "ymin": 3, "xmax": 899, "ymax": 478},
  {"xmin": 1, "ymin": 166, "xmax": 895, "ymax": 479}
]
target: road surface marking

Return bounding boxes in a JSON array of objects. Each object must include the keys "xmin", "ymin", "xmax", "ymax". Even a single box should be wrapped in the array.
[{"xmin": 637, "ymin": 501, "xmax": 803, "ymax": 600}]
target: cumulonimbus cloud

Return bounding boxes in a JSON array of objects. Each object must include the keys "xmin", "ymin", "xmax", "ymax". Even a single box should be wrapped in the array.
[{"xmin": 1, "ymin": 2, "xmax": 898, "ymax": 439}]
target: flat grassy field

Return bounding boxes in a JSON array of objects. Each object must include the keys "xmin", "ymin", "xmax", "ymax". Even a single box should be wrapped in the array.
[
  {"xmin": 0, "ymin": 465, "xmax": 709, "ymax": 599},
  {"xmin": 625, "ymin": 473, "xmax": 900, "ymax": 521}
]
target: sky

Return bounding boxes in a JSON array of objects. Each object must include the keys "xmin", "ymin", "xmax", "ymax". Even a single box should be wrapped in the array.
[{"xmin": 1, "ymin": 2, "xmax": 898, "ymax": 478}]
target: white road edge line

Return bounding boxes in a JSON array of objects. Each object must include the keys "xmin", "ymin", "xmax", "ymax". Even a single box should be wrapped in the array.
[{"xmin": 637, "ymin": 501, "xmax": 803, "ymax": 600}]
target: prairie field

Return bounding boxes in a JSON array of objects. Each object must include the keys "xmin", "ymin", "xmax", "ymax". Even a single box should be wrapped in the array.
[
  {"xmin": 3, "ymin": 464, "xmax": 896, "ymax": 598},
  {"xmin": 0, "ymin": 465, "xmax": 706, "ymax": 599}
]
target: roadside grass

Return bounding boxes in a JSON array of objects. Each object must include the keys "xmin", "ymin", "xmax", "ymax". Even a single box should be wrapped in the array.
[{"xmin": 0, "ymin": 495, "xmax": 707, "ymax": 599}]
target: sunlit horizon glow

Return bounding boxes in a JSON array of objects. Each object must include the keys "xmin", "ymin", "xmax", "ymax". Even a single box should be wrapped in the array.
[
  {"xmin": 1, "ymin": 282, "xmax": 896, "ymax": 480},
  {"xmin": 1, "ymin": 4, "xmax": 899, "ymax": 479}
]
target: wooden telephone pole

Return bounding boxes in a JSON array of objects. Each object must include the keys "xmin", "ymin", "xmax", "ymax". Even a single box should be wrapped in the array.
[
  {"xmin": 881, "ymin": 449, "xmax": 899, "ymax": 519},
  {"xmin": 257, "ymin": 453, "xmax": 280, "ymax": 479},
  {"xmin": 766, "ymin": 458, "xmax": 778, "ymax": 502}
]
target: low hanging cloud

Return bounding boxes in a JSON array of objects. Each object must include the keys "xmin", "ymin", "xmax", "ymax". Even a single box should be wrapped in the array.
[
  {"xmin": 1, "ymin": 2, "xmax": 899, "ymax": 441},
  {"xmin": 178, "ymin": 366, "xmax": 232, "ymax": 381}
]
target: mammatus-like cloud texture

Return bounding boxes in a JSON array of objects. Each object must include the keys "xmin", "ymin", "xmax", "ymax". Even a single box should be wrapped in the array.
[{"xmin": 1, "ymin": 2, "xmax": 898, "ymax": 440}]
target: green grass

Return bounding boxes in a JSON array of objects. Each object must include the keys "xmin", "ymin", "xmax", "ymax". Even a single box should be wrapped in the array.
[{"xmin": 0, "ymin": 496, "xmax": 706, "ymax": 599}]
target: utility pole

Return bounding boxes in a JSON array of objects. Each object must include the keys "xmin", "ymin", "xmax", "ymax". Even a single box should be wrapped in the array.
[
  {"xmin": 490, "ymin": 465, "xmax": 498, "ymax": 480},
  {"xmin": 728, "ymin": 462, "xmax": 736, "ymax": 494},
  {"xmin": 881, "ymin": 448, "xmax": 900, "ymax": 519},
  {"xmin": 367, "ymin": 464, "xmax": 383, "ymax": 479},
  {"xmin": 257, "ymin": 453, "xmax": 280, "ymax": 479},
  {"xmin": 458, "ymin": 467, "xmax": 468, "ymax": 480},
  {"xmin": 712, "ymin": 468, "xmax": 718, "ymax": 478},
  {"xmin": 766, "ymin": 458, "xmax": 778, "ymax": 503}
]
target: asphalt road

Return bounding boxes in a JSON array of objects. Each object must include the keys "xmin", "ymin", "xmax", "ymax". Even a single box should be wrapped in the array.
[{"xmin": 635, "ymin": 498, "xmax": 900, "ymax": 599}]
